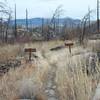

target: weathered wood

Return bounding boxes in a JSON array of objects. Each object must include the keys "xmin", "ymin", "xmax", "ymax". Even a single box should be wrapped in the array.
[
  {"xmin": 24, "ymin": 48, "xmax": 36, "ymax": 61},
  {"xmin": 65, "ymin": 42, "xmax": 74, "ymax": 46},
  {"xmin": 24, "ymin": 48, "xmax": 36, "ymax": 52},
  {"xmin": 50, "ymin": 46, "xmax": 64, "ymax": 51}
]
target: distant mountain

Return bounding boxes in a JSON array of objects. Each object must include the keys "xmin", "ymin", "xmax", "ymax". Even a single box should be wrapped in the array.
[{"xmin": 10, "ymin": 17, "xmax": 81, "ymax": 27}]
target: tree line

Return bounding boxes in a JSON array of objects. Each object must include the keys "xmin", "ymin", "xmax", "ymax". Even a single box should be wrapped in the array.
[{"xmin": 0, "ymin": 0, "xmax": 100, "ymax": 44}]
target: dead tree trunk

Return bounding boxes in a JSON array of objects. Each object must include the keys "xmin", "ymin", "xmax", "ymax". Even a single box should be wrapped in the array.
[
  {"xmin": 14, "ymin": 4, "xmax": 17, "ymax": 39},
  {"xmin": 5, "ymin": 14, "xmax": 11, "ymax": 43},
  {"xmin": 88, "ymin": 7, "xmax": 91, "ymax": 30},
  {"xmin": 79, "ymin": 9, "xmax": 93, "ymax": 45},
  {"xmin": 41, "ymin": 18, "xmax": 44, "ymax": 33},
  {"xmin": 97, "ymin": 0, "xmax": 99, "ymax": 33},
  {"xmin": 26, "ymin": 8, "xmax": 28, "ymax": 31},
  {"xmin": 80, "ymin": 19, "xmax": 87, "ymax": 44}
]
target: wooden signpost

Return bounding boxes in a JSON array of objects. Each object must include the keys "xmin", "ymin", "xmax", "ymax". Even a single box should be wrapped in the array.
[
  {"xmin": 65, "ymin": 42, "xmax": 74, "ymax": 53},
  {"xmin": 24, "ymin": 48, "xmax": 36, "ymax": 61}
]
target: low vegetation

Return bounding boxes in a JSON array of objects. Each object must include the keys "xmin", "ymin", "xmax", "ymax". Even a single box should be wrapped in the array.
[{"xmin": 0, "ymin": 40, "xmax": 100, "ymax": 100}]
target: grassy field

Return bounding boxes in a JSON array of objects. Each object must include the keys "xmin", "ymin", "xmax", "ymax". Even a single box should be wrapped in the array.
[{"xmin": 0, "ymin": 40, "xmax": 100, "ymax": 100}]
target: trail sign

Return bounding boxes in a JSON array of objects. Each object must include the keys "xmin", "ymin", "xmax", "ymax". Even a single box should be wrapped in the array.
[
  {"xmin": 24, "ymin": 48, "xmax": 36, "ymax": 61},
  {"xmin": 65, "ymin": 42, "xmax": 74, "ymax": 53}
]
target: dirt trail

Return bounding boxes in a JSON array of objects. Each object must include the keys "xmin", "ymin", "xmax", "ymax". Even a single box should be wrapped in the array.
[
  {"xmin": 43, "ymin": 49, "xmax": 68, "ymax": 100},
  {"xmin": 44, "ymin": 63, "xmax": 59, "ymax": 100}
]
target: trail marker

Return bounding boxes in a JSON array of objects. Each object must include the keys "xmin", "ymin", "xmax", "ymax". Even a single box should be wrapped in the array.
[
  {"xmin": 65, "ymin": 42, "xmax": 74, "ymax": 53},
  {"xmin": 24, "ymin": 48, "xmax": 36, "ymax": 61}
]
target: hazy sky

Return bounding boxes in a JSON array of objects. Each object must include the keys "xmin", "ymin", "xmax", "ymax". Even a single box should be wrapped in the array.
[{"xmin": 4, "ymin": 0, "xmax": 97, "ymax": 19}]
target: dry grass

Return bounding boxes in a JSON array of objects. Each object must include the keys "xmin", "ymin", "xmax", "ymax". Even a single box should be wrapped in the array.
[
  {"xmin": 0, "ymin": 44, "xmax": 23, "ymax": 62},
  {"xmin": 55, "ymin": 50, "xmax": 99, "ymax": 100},
  {"xmin": 55, "ymin": 41, "xmax": 100, "ymax": 100},
  {"xmin": 0, "ymin": 40, "xmax": 100, "ymax": 100},
  {"xmin": 0, "ymin": 57, "xmax": 49, "ymax": 99}
]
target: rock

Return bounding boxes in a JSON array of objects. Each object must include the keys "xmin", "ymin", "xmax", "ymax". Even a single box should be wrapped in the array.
[
  {"xmin": 93, "ymin": 83, "xmax": 100, "ymax": 100},
  {"xmin": 47, "ymin": 82, "xmax": 53, "ymax": 88},
  {"xmin": 48, "ymin": 97, "xmax": 58, "ymax": 100},
  {"xmin": 45, "ymin": 90, "xmax": 49, "ymax": 93},
  {"xmin": 48, "ymin": 89, "xmax": 55, "ymax": 96},
  {"xmin": 82, "ymin": 52, "xmax": 98, "ymax": 74},
  {"xmin": 52, "ymin": 86, "xmax": 56, "ymax": 89}
]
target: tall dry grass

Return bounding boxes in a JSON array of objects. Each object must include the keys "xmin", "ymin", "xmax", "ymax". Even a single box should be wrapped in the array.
[
  {"xmin": 55, "ymin": 41, "xmax": 100, "ymax": 100},
  {"xmin": 56, "ymin": 53, "xmax": 99, "ymax": 100},
  {"xmin": 0, "ymin": 57, "xmax": 50, "ymax": 99},
  {"xmin": 0, "ymin": 40, "xmax": 100, "ymax": 100}
]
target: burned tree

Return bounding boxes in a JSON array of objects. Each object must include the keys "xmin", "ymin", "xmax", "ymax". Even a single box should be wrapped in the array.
[
  {"xmin": 26, "ymin": 8, "xmax": 28, "ymax": 31},
  {"xmin": 97, "ymin": 0, "xmax": 99, "ymax": 33},
  {"xmin": 14, "ymin": 4, "xmax": 17, "ymax": 39},
  {"xmin": 44, "ymin": 5, "xmax": 63, "ymax": 41},
  {"xmin": 0, "ymin": 1, "xmax": 12, "ymax": 43},
  {"xmin": 88, "ymin": 7, "xmax": 91, "ymax": 30},
  {"xmin": 50, "ymin": 5, "xmax": 63, "ymax": 37},
  {"xmin": 41, "ymin": 18, "xmax": 44, "ymax": 34},
  {"xmin": 5, "ymin": 11, "xmax": 12, "ymax": 43},
  {"xmin": 79, "ymin": 9, "xmax": 93, "ymax": 44}
]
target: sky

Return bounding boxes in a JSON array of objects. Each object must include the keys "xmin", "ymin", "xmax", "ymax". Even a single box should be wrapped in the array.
[{"xmin": 2, "ymin": 0, "xmax": 97, "ymax": 19}]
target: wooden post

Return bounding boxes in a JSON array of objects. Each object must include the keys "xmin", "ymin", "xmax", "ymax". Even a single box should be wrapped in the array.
[
  {"xmin": 29, "ymin": 51, "xmax": 31, "ymax": 61},
  {"xmin": 65, "ymin": 42, "xmax": 74, "ymax": 54},
  {"xmin": 69, "ymin": 45, "xmax": 71, "ymax": 54},
  {"xmin": 24, "ymin": 48, "xmax": 36, "ymax": 61}
]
